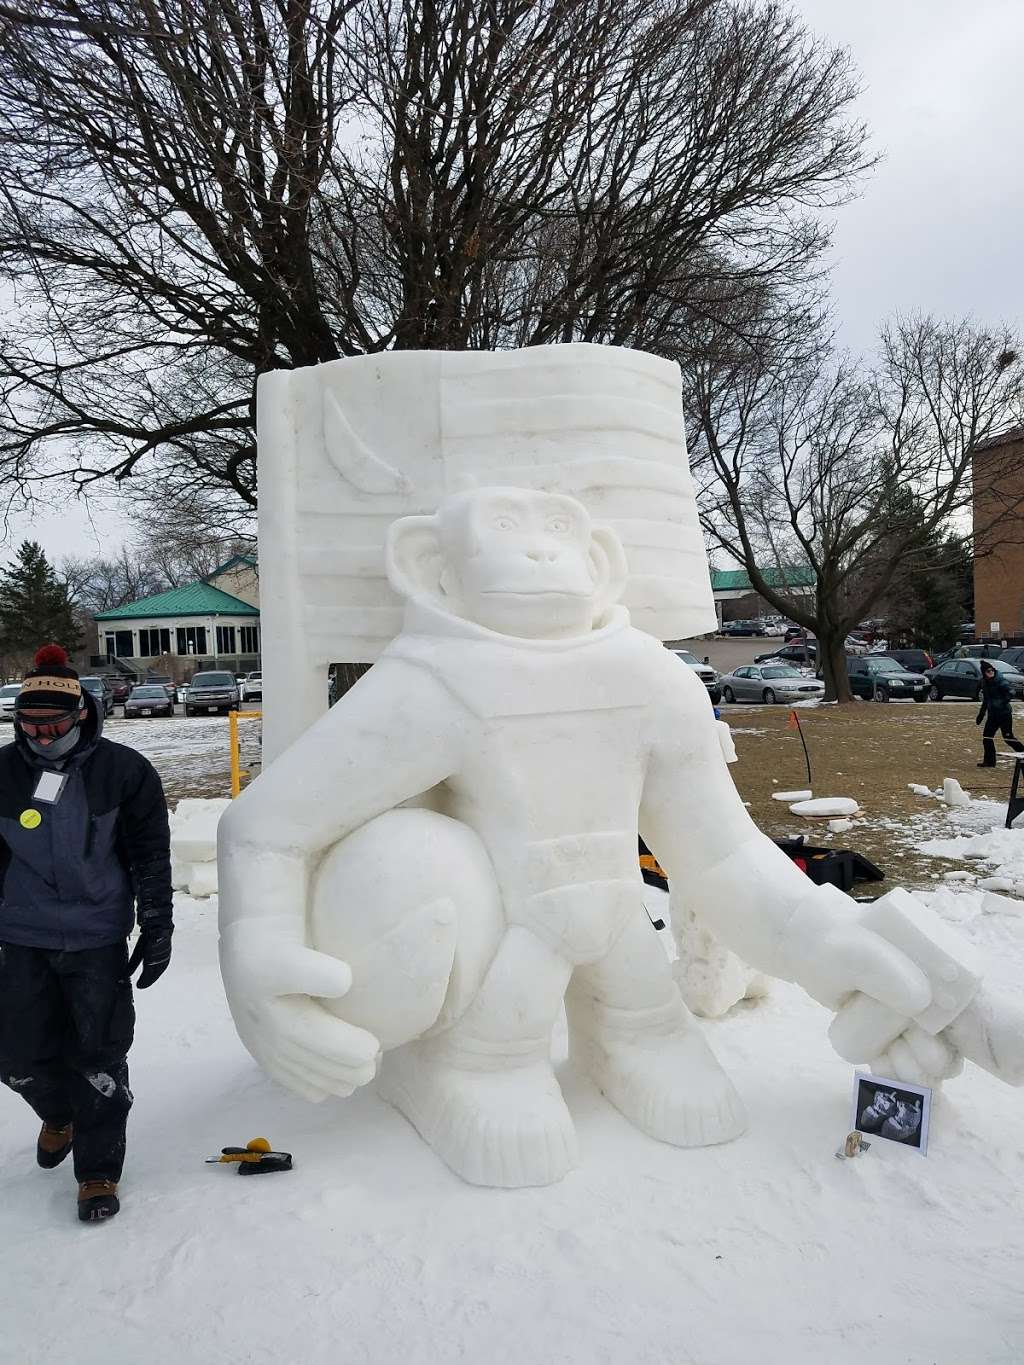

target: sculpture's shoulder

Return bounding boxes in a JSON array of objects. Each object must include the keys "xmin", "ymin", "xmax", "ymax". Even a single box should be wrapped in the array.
[{"xmin": 384, "ymin": 619, "xmax": 669, "ymax": 719}]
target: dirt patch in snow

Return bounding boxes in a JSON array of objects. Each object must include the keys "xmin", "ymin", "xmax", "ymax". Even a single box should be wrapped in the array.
[{"xmin": 724, "ymin": 699, "xmax": 1023, "ymax": 893}]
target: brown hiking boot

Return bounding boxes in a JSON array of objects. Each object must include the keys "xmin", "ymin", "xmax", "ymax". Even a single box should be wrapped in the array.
[
  {"xmin": 77, "ymin": 1179, "xmax": 119, "ymax": 1223},
  {"xmin": 36, "ymin": 1121, "xmax": 73, "ymax": 1170}
]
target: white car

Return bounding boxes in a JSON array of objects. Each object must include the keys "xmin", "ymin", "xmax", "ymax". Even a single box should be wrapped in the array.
[
  {"xmin": 0, "ymin": 682, "xmax": 22, "ymax": 721},
  {"xmin": 240, "ymin": 671, "xmax": 262, "ymax": 703},
  {"xmin": 719, "ymin": 664, "xmax": 825, "ymax": 705}
]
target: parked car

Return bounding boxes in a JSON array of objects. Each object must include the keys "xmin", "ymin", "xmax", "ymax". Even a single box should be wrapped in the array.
[
  {"xmin": 999, "ymin": 646, "xmax": 1024, "ymax": 671},
  {"xmin": 184, "ymin": 670, "xmax": 240, "ymax": 715},
  {"xmin": 924, "ymin": 657, "xmax": 1024, "ymax": 702},
  {"xmin": 719, "ymin": 664, "xmax": 825, "ymax": 705},
  {"xmin": 78, "ymin": 675, "xmax": 114, "ymax": 717},
  {"xmin": 123, "ymin": 684, "xmax": 175, "ymax": 719},
  {"xmin": 0, "ymin": 682, "xmax": 21, "ymax": 721},
  {"xmin": 843, "ymin": 634, "xmax": 871, "ymax": 655},
  {"xmin": 718, "ymin": 619, "xmax": 768, "ymax": 637},
  {"xmin": 933, "ymin": 642, "xmax": 1004, "ymax": 665},
  {"xmin": 847, "ymin": 656, "xmax": 930, "ymax": 703},
  {"xmin": 755, "ymin": 642, "xmax": 817, "ymax": 667},
  {"xmin": 240, "ymin": 671, "xmax": 263, "ymax": 703},
  {"xmin": 878, "ymin": 648, "xmax": 934, "ymax": 674},
  {"xmin": 671, "ymin": 651, "xmax": 721, "ymax": 704},
  {"xmin": 783, "ymin": 624, "xmax": 810, "ymax": 643},
  {"xmin": 107, "ymin": 677, "xmax": 132, "ymax": 703}
]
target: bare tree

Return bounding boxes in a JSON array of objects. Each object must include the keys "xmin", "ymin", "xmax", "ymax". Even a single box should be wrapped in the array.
[
  {"xmin": 0, "ymin": 0, "xmax": 872, "ymax": 519},
  {"xmin": 689, "ymin": 315, "xmax": 1024, "ymax": 700}
]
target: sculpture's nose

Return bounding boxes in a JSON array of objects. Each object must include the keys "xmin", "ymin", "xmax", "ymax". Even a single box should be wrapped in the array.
[{"xmin": 525, "ymin": 545, "xmax": 562, "ymax": 563}]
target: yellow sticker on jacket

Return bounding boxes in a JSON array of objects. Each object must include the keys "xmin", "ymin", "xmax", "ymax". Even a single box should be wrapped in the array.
[{"xmin": 19, "ymin": 809, "xmax": 42, "ymax": 830}]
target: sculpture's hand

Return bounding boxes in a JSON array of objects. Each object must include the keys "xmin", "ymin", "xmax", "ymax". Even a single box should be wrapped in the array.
[
  {"xmin": 782, "ymin": 907, "xmax": 932, "ymax": 1019},
  {"xmin": 219, "ymin": 921, "xmax": 381, "ymax": 1102}
]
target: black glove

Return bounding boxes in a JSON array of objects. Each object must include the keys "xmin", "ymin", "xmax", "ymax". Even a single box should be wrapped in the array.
[{"xmin": 128, "ymin": 918, "xmax": 173, "ymax": 989}]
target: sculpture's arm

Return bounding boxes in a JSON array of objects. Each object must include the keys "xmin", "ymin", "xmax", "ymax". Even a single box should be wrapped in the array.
[
  {"xmin": 217, "ymin": 657, "xmax": 471, "ymax": 1101},
  {"xmin": 219, "ymin": 656, "xmax": 468, "ymax": 933},
  {"xmin": 638, "ymin": 667, "xmax": 930, "ymax": 1017}
]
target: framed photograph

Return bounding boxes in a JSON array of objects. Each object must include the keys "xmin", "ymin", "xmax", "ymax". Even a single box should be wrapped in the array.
[{"xmin": 850, "ymin": 1072, "xmax": 932, "ymax": 1155}]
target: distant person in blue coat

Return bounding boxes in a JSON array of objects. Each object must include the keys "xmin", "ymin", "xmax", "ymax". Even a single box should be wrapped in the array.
[{"xmin": 0, "ymin": 645, "xmax": 173, "ymax": 1223}]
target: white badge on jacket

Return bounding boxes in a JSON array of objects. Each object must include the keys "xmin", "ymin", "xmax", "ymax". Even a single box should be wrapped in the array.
[{"xmin": 32, "ymin": 771, "xmax": 67, "ymax": 804}]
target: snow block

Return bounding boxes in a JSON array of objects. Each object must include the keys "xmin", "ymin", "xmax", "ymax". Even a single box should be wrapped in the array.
[
  {"xmin": 942, "ymin": 778, "xmax": 971, "ymax": 809},
  {"xmin": 789, "ymin": 797, "xmax": 859, "ymax": 817},
  {"xmin": 188, "ymin": 861, "xmax": 219, "ymax": 899},
  {"xmin": 171, "ymin": 798, "xmax": 231, "ymax": 865},
  {"xmin": 773, "ymin": 789, "xmax": 812, "ymax": 802},
  {"xmin": 859, "ymin": 888, "xmax": 982, "ymax": 1034}
]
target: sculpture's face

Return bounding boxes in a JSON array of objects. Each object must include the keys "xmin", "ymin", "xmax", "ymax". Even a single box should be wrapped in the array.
[
  {"xmin": 440, "ymin": 490, "xmax": 598, "ymax": 638},
  {"xmin": 387, "ymin": 487, "xmax": 629, "ymax": 641}
]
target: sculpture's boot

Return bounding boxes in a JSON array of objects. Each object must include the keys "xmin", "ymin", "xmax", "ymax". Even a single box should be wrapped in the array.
[
  {"xmin": 379, "ymin": 1035, "xmax": 579, "ymax": 1187},
  {"xmin": 566, "ymin": 991, "xmax": 747, "ymax": 1147},
  {"xmin": 566, "ymin": 911, "xmax": 746, "ymax": 1148},
  {"xmin": 378, "ymin": 925, "xmax": 578, "ymax": 1187}
]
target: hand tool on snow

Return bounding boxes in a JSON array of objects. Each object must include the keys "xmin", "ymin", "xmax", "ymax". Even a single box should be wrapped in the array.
[{"xmin": 206, "ymin": 1136, "xmax": 293, "ymax": 1173}]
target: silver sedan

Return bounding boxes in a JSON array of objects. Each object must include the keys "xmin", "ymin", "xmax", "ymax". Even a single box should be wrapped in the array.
[{"xmin": 719, "ymin": 664, "xmax": 825, "ymax": 705}]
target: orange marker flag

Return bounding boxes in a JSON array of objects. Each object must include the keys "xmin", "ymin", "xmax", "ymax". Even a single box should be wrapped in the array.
[{"xmin": 787, "ymin": 709, "xmax": 800, "ymax": 730}]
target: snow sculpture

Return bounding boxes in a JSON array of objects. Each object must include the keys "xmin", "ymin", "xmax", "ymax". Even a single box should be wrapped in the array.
[{"xmin": 219, "ymin": 346, "xmax": 1023, "ymax": 1188}]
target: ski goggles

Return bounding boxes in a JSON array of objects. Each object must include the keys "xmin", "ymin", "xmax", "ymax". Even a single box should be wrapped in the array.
[{"xmin": 17, "ymin": 712, "xmax": 81, "ymax": 739}]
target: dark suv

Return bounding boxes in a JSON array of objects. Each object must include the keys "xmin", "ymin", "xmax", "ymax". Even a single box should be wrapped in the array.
[
  {"xmin": 78, "ymin": 675, "xmax": 115, "ymax": 717},
  {"xmin": 879, "ymin": 649, "xmax": 934, "ymax": 674},
  {"xmin": 755, "ymin": 642, "xmax": 817, "ymax": 666},
  {"xmin": 184, "ymin": 670, "xmax": 240, "ymax": 716},
  {"xmin": 847, "ymin": 656, "xmax": 929, "ymax": 702}
]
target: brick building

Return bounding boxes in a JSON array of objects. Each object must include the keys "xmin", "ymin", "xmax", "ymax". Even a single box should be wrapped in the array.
[{"xmin": 973, "ymin": 426, "xmax": 1024, "ymax": 640}]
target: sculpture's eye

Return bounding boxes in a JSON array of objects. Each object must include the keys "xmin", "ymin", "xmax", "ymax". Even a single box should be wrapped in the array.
[
  {"xmin": 546, "ymin": 517, "xmax": 569, "ymax": 534},
  {"xmin": 494, "ymin": 516, "xmax": 517, "ymax": 531}
]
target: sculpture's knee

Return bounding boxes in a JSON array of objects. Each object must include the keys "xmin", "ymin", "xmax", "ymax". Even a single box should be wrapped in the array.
[{"xmin": 310, "ymin": 809, "xmax": 503, "ymax": 1049}]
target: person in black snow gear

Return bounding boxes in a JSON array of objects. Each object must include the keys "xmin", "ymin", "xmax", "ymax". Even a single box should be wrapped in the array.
[
  {"xmin": 975, "ymin": 660, "xmax": 1024, "ymax": 768},
  {"xmin": 0, "ymin": 644, "xmax": 173, "ymax": 1223}
]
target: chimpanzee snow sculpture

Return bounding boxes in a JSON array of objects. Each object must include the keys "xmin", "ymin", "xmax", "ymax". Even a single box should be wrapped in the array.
[{"xmin": 219, "ymin": 347, "xmax": 1023, "ymax": 1187}]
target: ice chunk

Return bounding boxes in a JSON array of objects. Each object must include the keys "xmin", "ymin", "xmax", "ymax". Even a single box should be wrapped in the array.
[
  {"xmin": 772, "ymin": 789, "xmax": 812, "ymax": 802},
  {"xmin": 828, "ymin": 818, "xmax": 853, "ymax": 833},
  {"xmin": 789, "ymin": 797, "xmax": 859, "ymax": 817},
  {"xmin": 942, "ymin": 778, "xmax": 971, "ymax": 808}
]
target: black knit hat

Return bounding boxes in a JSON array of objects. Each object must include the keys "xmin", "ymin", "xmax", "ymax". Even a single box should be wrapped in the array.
[{"xmin": 15, "ymin": 644, "xmax": 84, "ymax": 714}]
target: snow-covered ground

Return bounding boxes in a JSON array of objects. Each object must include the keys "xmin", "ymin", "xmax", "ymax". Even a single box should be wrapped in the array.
[
  {"xmin": 3, "ymin": 714, "xmax": 1023, "ymax": 1362},
  {"xmin": 2, "ymin": 887, "xmax": 1022, "ymax": 1364}
]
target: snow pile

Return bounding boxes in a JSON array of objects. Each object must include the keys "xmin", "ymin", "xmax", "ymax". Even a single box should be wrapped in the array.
[
  {"xmin": 918, "ymin": 822, "xmax": 1024, "ymax": 896},
  {"xmin": 907, "ymin": 778, "xmax": 972, "ymax": 808},
  {"xmin": 170, "ymin": 798, "xmax": 231, "ymax": 899}
]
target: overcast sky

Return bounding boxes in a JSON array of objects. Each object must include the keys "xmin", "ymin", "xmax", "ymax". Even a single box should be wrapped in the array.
[{"xmin": 5, "ymin": 0, "xmax": 1024, "ymax": 565}]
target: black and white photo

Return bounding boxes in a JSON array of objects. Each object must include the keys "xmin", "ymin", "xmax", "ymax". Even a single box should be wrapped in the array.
[{"xmin": 851, "ymin": 1073, "xmax": 932, "ymax": 1154}]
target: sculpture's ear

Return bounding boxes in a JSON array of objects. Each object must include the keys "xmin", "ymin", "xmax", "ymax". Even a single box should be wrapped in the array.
[
  {"xmin": 386, "ymin": 514, "xmax": 444, "ymax": 602},
  {"xmin": 589, "ymin": 523, "xmax": 629, "ymax": 611}
]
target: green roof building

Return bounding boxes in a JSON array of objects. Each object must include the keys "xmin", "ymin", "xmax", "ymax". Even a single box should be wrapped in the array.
[{"xmin": 93, "ymin": 557, "xmax": 260, "ymax": 679}]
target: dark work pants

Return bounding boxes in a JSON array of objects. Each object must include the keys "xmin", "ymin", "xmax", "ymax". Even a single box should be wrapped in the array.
[
  {"xmin": 981, "ymin": 712, "xmax": 1024, "ymax": 765},
  {"xmin": 0, "ymin": 942, "xmax": 134, "ymax": 1182}
]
